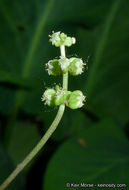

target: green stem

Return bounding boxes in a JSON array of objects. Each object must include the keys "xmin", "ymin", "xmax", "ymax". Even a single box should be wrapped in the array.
[
  {"xmin": 63, "ymin": 72, "xmax": 68, "ymax": 90},
  {"xmin": 60, "ymin": 45, "xmax": 68, "ymax": 90},
  {"xmin": 0, "ymin": 45, "xmax": 68, "ymax": 190}
]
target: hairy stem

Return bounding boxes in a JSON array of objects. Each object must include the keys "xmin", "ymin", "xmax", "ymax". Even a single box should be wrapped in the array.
[{"xmin": 0, "ymin": 45, "xmax": 68, "ymax": 190}]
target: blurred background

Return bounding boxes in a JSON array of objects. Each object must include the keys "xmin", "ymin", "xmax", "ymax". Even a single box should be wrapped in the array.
[{"xmin": 0, "ymin": 0, "xmax": 129, "ymax": 189}]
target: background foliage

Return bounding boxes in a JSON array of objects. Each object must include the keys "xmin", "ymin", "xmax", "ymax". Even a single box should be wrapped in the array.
[{"xmin": 0, "ymin": 0, "xmax": 129, "ymax": 189}]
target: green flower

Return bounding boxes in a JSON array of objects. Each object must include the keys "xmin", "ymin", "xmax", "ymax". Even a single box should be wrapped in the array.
[
  {"xmin": 49, "ymin": 31, "xmax": 76, "ymax": 47},
  {"xmin": 67, "ymin": 90, "xmax": 85, "ymax": 109},
  {"xmin": 46, "ymin": 59, "xmax": 62, "ymax": 75},
  {"xmin": 55, "ymin": 87, "xmax": 72, "ymax": 106},
  {"xmin": 55, "ymin": 87, "xmax": 67, "ymax": 106},
  {"xmin": 44, "ymin": 32, "xmax": 86, "ymax": 109},
  {"xmin": 42, "ymin": 89, "xmax": 56, "ymax": 106},
  {"xmin": 59, "ymin": 33, "xmax": 67, "ymax": 43},
  {"xmin": 69, "ymin": 57, "xmax": 86, "ymax": 75},
  {"xmin": 49, "ymin": 31, "xmax": 61, "ymax": 47},
  {"xmin": 59, "ymin": 57, "xmax": 70, "ymax": 73},
  {"xmin": 64, "ymin": 37, "xmax": 76, "ymax": 47}
]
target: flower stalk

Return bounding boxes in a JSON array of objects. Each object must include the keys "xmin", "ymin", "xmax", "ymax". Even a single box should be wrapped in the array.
[{"xmin": 0, "ymin": 31, "xmax": 86, "ymax": 190}]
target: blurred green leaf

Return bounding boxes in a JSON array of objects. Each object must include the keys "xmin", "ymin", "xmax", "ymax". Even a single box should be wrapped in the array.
[
  {"xmin": 0, "ymin": 70, "xmax": 38, "ymax": 89},
  {"xmin": 44, "ymin": 109, "xmax": 94, "ymax": 142},
  {"xmin": 6, "ymin": 121, "xmax": 41, "ymax": 166},
  {"xmin": 0, "ymin": 145, "xmax": 23, "ymax": 190},
  {"xmin": 85, "ymin": 0, "xmax": 129, "ymax": 125},
  {"xmin": 43, "ymin": 119, "xmax": 129, "ymax": 190}
]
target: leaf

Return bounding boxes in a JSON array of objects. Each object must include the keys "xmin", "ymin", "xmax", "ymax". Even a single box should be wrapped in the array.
[
  {"xmin": 0, "ymin": 145, "xmax": 23, "ymax": 190},
  {"xmin": 0, "ymin": 70, "xmax": 38, "ymax": 89},
  {"xmin": 43, "ymin": 109, "xmax": 94, "ymax": 142},
  {"xmin": 43, "ymin": 119, "xmax": 129, "ymax": 190},
  {"xmin": 6, "ymin": 121, "xmax": 41, "ymax": 166},
  {"xmin": 85, "ymin": 0, "xmax": 129, "ymax": 125}
]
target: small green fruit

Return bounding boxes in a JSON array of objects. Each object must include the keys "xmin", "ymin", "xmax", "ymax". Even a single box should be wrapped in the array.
[
  {"xmin": 60, "ymin": 33, "xmax": 67, "ymax": 43},
  {"xmin": 64, "ymin": 37, "xmax": 73, "ymax": 47},
  {"xmin": 71, "ymin": 37, "xmax": 76, "ymax": 44},
  {"xmin": 49, "ymin": 31, "xmax": 61, "ymax": 47},
  {"xmin": 64, "ymin": 37, "xmax": 76, "ymax": 47},
  {"xmin": 69, "ymin": 57, "xmax": 85, "ymax": 75},
  {"xmin": 42, "ymin": 89, "xmax": 56, "ymax": 106},
  {"xmin": 55, "ymin": 88, "xmax": 67, "ymax": 106},
  {"xmin": 67, "ymin": 90, "xmax": 85, "ymax": 109},
  {"xmin": 54, "ymin": 85, "xmax": 60, "ymax": 91},
  {"xmin": 46, "ymin": 59, "xmax": 62, "ymax": 76}
]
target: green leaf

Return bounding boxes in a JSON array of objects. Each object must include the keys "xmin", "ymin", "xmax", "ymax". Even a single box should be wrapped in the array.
[
  {"xmin": 43, "ymin": 119, "xmax": 129, "ymax": 190},
  {"xmin": 6, "ymin": 121, "xmax": 41, "ymax": 166},
  {"xmin": 0, "ymin": 145, "xmax": 23, "ymax": 190},
  {"xmin": 0, "ymin": 70, "xmax": 38, "ymax": 89},
  {"xmin": 85, "ymin": 0, "xmax": 129, "ymax": 125}
]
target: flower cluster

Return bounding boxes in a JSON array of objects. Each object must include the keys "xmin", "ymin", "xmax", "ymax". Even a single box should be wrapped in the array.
[
  {"xmin": 42, "ymin": 86, "xmax": 85, "ymax": 109},
  {"xmin": 49, "ymin": 31, "xmax": 76, "ymax": 47},
  {"xmin": 46, "ymin": 57, "xmax": 86, "ymax": 75},
  {"xmin": 42, "ymin": 32, "xmax": 86, "ymax": 110}
]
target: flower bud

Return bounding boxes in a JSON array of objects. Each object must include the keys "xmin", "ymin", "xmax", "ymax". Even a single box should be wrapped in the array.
[
  {"xmin": 54, "ymin": 85, "xmax": 60, "ymax": 91},
  {"xmin": 67, "ymin": 90, "xmax": 85, "ymax": 109},
  {"xmin": 49, "ymin": 31, "xmax": 76, "ymax": 47},
  {"xmin": 55, "ymin": 88, "xmax": 67, "ymax": 106},
  {"xmin": 68, "ymin": 57, "xmax": 86, "ymax": 75},
  {"xmin": 59, "ymin": 57, "xmax": 70, "ymax": 73},
  {"xmin": 42, "ymin": 89, "xmax": 56, "ymax": 106},
  {"xmin": 49, "ymin": 31, "xmax": 61, "ymax": 47},
  {"xmin": 46, "ymin": 59, "xmax": 62, "ymax": 76},
  {"xmin": 64, "ymin": 37, "xmax": 76, "ymax": 47},
  {"xmin": 60, "ymin": 33, "xmax": 67, "ymax": 43},
  {"xmin": 54, "ymin": 86, "xmax": 72, "ymax": 106},
  {"xmin": 72, "ymin": 37, "xmax": 76, "ymax": 44}
]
